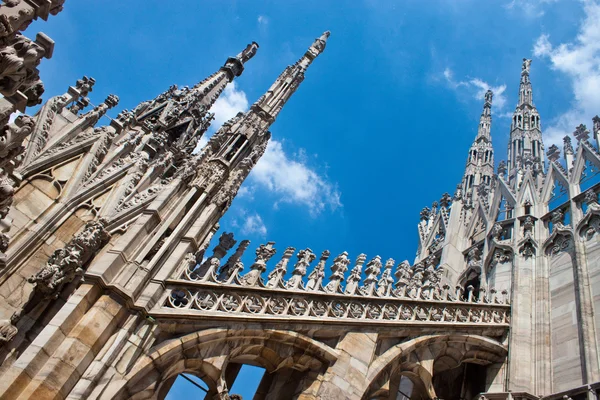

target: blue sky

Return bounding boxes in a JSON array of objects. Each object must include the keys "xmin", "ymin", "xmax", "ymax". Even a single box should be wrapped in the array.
[{"xmin": 25, "ymin": 0, "xmax": 600, "ymax": 397}]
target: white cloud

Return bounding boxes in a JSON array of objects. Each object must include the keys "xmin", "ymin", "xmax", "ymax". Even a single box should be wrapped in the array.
[
  {"xmin": 241, "ymin": 213, "xmax": 267, "ymax": 236},
  {"xmin": 532, "ymin": 0, "xmax": 600, "ymax": 149},
  {"xmin": 194, "ymin": 81, "xmax": 249, "ymax": 153},
  {"xmin": 504, "ymin": 0, "xmax": 559, "ymax": 18},
  {"xmin": 209, "ymin": 81, "xmax": 249, "ymax": 128},
  {"xmin": 201, "ymin": 85, "xmax": 341, "ymax": 216},
  {"xmin": 257, "ymin": 15, "xmax": 269, "ymax": 25},
  {"xmin": 443, "ymin": 68, "xmax": 508, "ymax": 115},
  {"xmin": 250, "ymin": 140, "xmax": 342, "ymax": 216}
]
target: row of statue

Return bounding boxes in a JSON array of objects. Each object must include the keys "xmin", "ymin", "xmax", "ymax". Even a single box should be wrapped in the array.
[{"xmin": 179, "ymin": 232, "xmax": 508, "ymax": 304}]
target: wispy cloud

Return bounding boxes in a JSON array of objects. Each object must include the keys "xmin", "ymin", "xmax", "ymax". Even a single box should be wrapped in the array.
[
  {"xmin": 504, "ymin": 0, "xmax": 559, "ymax": 18},
  {"xmin": 442, "ymin": 67, "xmax": 508, "ymax": 114},
  {"xmin": 532, "ymin": 0, "xmax": 600, "ymax": 148},
  {"xmin": 210, "ymin": 81, "xmax": 249, "ymax": 128},
  {"xmin": 250, "ymin": 140, "xmax": 342, "ymax": 216},
  {"xmin": 241, "ymin": 213, "xmax": 267, "ymax": 236},
  {"xmin": 257, "ymin": 15, "xmax": 269, "ymax": 25}
]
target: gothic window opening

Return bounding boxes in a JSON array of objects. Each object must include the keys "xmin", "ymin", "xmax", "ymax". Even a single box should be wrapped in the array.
[
  {"xmin": 548, "ymin": 178, "xmax": 569, "ymax": 212},
  {"xmin": 496, "ymin": 198, "xmax": 513, "ymax": 221},
  {"xmin": 524, "ymin": 202, "xmax": 532, "ymax": 215},
  {"xmin": 223, "ymin": 135, "xmax": 248, "ymax": 162},
  {"xmin": 579, "ymin": 159, "xmax": 600, "ymax": 193}
]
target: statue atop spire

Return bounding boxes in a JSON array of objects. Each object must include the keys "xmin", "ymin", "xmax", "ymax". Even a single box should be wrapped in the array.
[
  {"xmin": 236, "ymin": 41, "xmax": 259, "ymax": 64},
  {"xmin": 522, "ymin": 58, "xmax": 532, "ymax": 74}
]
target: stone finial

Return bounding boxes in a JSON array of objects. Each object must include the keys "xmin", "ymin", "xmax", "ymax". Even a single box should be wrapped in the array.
[
  {"xmin": 361, "ymin": 255, "xmax": 382, "ymax": 296},
  {"xmin": 574, "ymin": 124, "xmax": 590, "ymax": 142},
  {"xmin": 454, "ymin": 183, "xmax": 463, "ymax": 200},
  {"xmin": 547, "ymin": 144, "xmax": 560, "ymax": 162},
  {"xmin": 563, "ymin": 136, "xmax": 574, "ymax": 154},
  {"xmin": 377, "ymin": 258, "xmax": 395, "ymax": 297},
  {"xmin": 306, "ymin": 250, "xmax": 330, "ymax": 291},
  {"xmin": 287, "ymin": 248, "xmax": 315, "ymax": 289},
  {"xmin": 240, "ymin": 242, "xmax": 276, "ymax": 286},
  {"xmin": 497, "ymin": 160, "xmax": 507, "ymax": 177},
  {"xmin": 439, "ymin": 193, "xmax": 451, "ymax": 208},
  {"xmin": 218, "ymin": 239, "xmax": 250, "ymax": 282},
  {"xmin": 419, "ymin": 207, "xmax": 431, "ymax": 221},
  {"xmin": 266, "ymin": 246, "xmax": 295, "ymax": 288},
  {"xmin": 593, "ymin": 116, "xmax": 600, "ymax": 137},
  {"xmin": 345, "ymin": 253, "xmax": 366, "ymax": 295},
  {"xmin": 325, "ymin": 251, "xmax": 349, "ymax": 293}
]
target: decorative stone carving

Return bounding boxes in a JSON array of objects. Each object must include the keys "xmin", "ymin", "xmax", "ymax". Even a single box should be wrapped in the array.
[
  {"xmin": 0, "ymin": 33, "xmax": 53, "ymax": 97},
  {"xmin": 574, "ymin": 124, "xmax": 590, "ymax": 142},
  {"xmin": 0, "ymin": 0, "xmax": 64, "ymax": 40},
  {"xmin": 240, "ymin": 242, "xmax": 276, "ymax": 286},
  {"xmin": 0, "ymin": 219, "xmax": 110, "ymax": 342},
  {"xmin": 394, "ymin": 260, "xmax": 412, "ymax": 296},
  {"xmin": 266, "ymin": 246, "xmax": 294, "ymax": 288},
  {"xmin": 218, "ymin": 239, "xmax": 250, "ymax": 282},
  {"xmin": 325, "ymin": 251, "xmax": 350, "ymax": 293},
  {"xmin": 377, "ymin": 258, "xmax": 395, "ymax": 297},
  {"xmin": 287, "ymin": 248, "xmax": 315, "ymax": 289},
  {"xmin": 306, "ymin": 250, "xmax": 329, "ymax": 291},
  {"xmin": 195, "ymin": 232, "xmax": 236, "ymax": 280},
  {"xmin": 361, "ymin": 255, "xmax": 382, "ymax": 296},
  {"xmin": 345, "ymin": 253, "xmax": 366, "ymax": 295}
]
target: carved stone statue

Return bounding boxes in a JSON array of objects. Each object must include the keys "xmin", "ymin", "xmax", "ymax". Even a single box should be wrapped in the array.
[
  {"xmin": 287, "ymin": 248, "xmax": 316, "ymax": 289},
  {"xmin": 0, "ymin": 219, "xmax": 110, "ymax": 342},
  {"xmin": 266, "ymin": 246, "xmax": 294, "ymax": 288},
  {"xmin": 218, "ymin": 240, "xmax": 250, "ymax": 282},
  {"xmin": 361, "ymin": 255, "xmax": 382, "ymax": 296},
  {"xmin": 194, "ymin": 232, "xmax": 236, "ymax": 279},
  {"xmin": 377, "ymin": 258, "xmax": 395, "ymax": 297},
  {"xmin": 522, "ymin": 58, "xmax": 532, "ymax": 74},
  {"xmin": 241, "ymin": 242, "xmax": 276, "ymax": 286},
  {"xmin": 306, "ymin": 250, "xmax": 329, "ymax": 291},
  {"xmin": 325, "ymin": 251, "xmax": 350, "ymax": 293},
  {"xmin": 345, "ymin": 253, "xmax": 366, "ymax": 295}
]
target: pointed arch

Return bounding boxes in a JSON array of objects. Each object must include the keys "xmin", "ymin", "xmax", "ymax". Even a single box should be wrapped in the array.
[{"xmin": 105, "ymin": 328, "xmax": 339, "ymax": 400}]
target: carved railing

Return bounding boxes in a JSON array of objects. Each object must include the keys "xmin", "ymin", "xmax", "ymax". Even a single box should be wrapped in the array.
[{"xmin": 157, "ymin": 235, "xmax": 510, "ymax": 326}]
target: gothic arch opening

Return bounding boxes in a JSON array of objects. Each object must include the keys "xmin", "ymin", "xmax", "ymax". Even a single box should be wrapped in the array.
[
  {"xmin": 107, "ymin": 328, "xmax": 338, "ymax": 400},
  {"xmin": 362, "ymin": 334, "xmax": 507, "ymax": 400}
]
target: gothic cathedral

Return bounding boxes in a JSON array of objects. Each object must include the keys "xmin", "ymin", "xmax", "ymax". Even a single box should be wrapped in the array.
[{"xmin": 0, "ymin": 2, "xmax": 599, "ymax": 400}]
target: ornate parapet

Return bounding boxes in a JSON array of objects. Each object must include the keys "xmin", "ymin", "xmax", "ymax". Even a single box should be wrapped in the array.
[
  {"xmin": 160, "ymin": 279, "xmax": 510, "ymax": 326},
  {"xmin": 160, "ymin": 240, "xmax": 510, "ymax": 327}
]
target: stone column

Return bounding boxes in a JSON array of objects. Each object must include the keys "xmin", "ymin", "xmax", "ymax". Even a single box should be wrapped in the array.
[{"xmin": 316, "ymin": 332, "xmax": 378, "ymax": 399}]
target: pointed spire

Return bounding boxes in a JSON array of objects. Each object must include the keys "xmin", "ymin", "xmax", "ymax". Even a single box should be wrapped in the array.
[
  {"xmin": 126, "ymin": 41, "xmax": 260, "ymax": 153},
  {"xmin": 461, "ymin": 90, "xmax": 495, "ymax": 196},
  {"xmin": 519, "ymin": 58, "xmax": 533, "ymax": 106},
  {"xmin": 507, "ymin": 57, "xmax": 544, "ymax": 185},
  {"xmin": 477, "ymin": 90, "xmax": 493, "ymax": 141},
  {"xmin": 252, "ymin": 31, "xmax": 330, "ymax": 122}
]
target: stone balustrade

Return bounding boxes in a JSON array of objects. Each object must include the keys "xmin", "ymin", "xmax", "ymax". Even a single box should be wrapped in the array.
[{"xmin": 159, "ymin": 235, "xmax": 510, "ymax": 326}]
